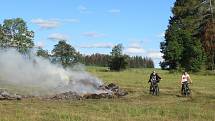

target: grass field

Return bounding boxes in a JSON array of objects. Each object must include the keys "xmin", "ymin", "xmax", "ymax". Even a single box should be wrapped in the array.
[{"xmin": 0, "ymin": 67, "xmax": 214, "ymax": 121}]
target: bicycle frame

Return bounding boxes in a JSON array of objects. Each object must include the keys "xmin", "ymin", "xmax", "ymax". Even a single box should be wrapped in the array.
[
  {"xmin": 181, "ymin": 81, "xmax": 190, "ymax": 96},
  {"xmin": 150, "ymin": 81, "xmax": 159, "ymax": 96}
]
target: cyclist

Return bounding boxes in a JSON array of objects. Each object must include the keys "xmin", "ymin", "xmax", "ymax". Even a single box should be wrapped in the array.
[
  {"xmin": 148, "ymin": 70, "xmax": 162, "ymax": 94},
  {"xmin": 180, "ymin": 71, "xmax": 192, "ymax": 95}
]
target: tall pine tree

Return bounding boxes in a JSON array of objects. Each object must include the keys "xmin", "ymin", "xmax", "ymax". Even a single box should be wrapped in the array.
[{"xmin": 160, "ymin": 0, "xmax": 204, "ymax": 72}]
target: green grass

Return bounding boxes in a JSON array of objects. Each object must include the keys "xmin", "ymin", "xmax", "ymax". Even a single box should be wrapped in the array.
[{"xmin": 0, "ymin": 67, "xmax": 215, "ymax": 121}]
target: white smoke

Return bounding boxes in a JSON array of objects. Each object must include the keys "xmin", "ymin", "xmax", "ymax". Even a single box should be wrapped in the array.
[{"xmin": 0, "ymin": 48, "xmax": 104, "ymax": 95}]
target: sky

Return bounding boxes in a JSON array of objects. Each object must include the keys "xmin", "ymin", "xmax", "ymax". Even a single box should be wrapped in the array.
[{"xmin": 0, "ymin": 0, "xmax": 175, "ymax": 68}]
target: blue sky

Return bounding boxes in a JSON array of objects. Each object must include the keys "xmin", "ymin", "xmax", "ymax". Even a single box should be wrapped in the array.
[{"xmin": 0, "ymin": 0, "xmax": 175, "ymax": 67}]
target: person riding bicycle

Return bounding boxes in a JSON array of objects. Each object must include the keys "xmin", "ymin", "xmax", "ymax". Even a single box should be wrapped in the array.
[
  {"xmin": 180, "ymin": 71, "xmax": 192, "ymax": 95},
  {"xmin": 148, "ymin": 70, "xmax": 162, "ymax": 93}
]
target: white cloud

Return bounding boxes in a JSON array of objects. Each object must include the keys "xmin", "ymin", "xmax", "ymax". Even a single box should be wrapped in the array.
[
  {"xmin": 35, "ymin": 41, "xmax": 45, "ymax": 48},
  {"xmin": 124, "ymin": 47, "xmax": 162, "ymax": 60},
  {"xmin": 82, "ymin": 32, "xmax": 107, "ymax": 38},
  {"xmin": 129, "ymin": 43, "xmax": 141, "ymax": 49},
  {"xmin": 78, "ymin": 5, "xmax": 87, "ymax": 11},
  {"xmin": 78, "ymin": 5, "xmax": 91, "ymax": 13},
  {"xmin": 124, "ymin": 47, "xmax": 145, "ymax": 55},
  {"xmin": 128, "ymin": 40, "xmax": 144, "ymax": 49},
  {"xmin": 124, "ymin": 40, "xmax": 145, "ymax": 55},
  {"xmin": 79, "ymin": 42, "xmax": 113, "ymax": 48},
  {"xmin": 31, "ymin": 19, "xmax": 60, "ymax": 29},
  {"xmin": 124, "ymin": 48, "xmax": 163, "ymax": 68},
  {"xmin": 108, "ymin": 9, "xmax": 121, "ymax": 14},
  {"xmin": 146, "ymin": 51, "xmax": 163, "ymax": 60},
  {"xmin": 48, "ymin": 33, "xmax": 69, "ymax": 41},
  {"xmin": 31, "ymin": 18, "xmax": 80, "ymax": 29}
]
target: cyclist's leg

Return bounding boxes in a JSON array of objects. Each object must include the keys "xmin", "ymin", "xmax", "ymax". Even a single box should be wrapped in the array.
[
  {"xmin": 149, "ymin": 83, "xmax": 153, "ymax": 93},
  {"xmin": 184, "ymin": 82, "xmax": 189, "ymax": 96},
  {"xmin": 151, "ymin": 82, "xmax": 154, "ymax": 95},
  {"xmin": 181, "ymin": 83, "xmax": 184, "ymax": 95},
  {"xmin": 153, "ymin": 82, "xmax": 157, "ymax": 95},
  {"xmin": 157, "ymin": 83, "xmax": 159, "ymax": 95}
]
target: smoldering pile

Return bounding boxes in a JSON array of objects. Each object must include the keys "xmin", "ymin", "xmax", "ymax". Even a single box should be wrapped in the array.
[
  {"xmin": 0, "ymin": 89, "xmax": 22, "ymax": 100},
  {"xmin": 0, "ymin": 83, "xmax": 128, "ymax": 100},
  {"xmin": 46, "ymin": 83, "xmax": 128, "ymax": 100}
]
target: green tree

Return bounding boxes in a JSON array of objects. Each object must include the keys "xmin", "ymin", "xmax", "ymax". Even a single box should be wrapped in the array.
[
  {"xmin": 160, "ymin": 0, "xmax": 205, "ymax": 72},
  {"xmin": 160, "ymin": 22, "xmax": 184, "ymax": 70},
  {"xmin": 51, "ymin": 40, "xmax": 78, "ymax": 68},
  {"xmin": 36, "ymin": 47, "xmax": 49, "ymax": 58},
  {"xmin": 0, "ymin": 18, "xmax": 34, "ymax": 53},
  {"xmin": 127, "ymin": 56, "xmax": 154, "ymax": 68},
  {"xmin": 0, "ymin": 24, "xmax": 4, "ymax": 41},
  {"xmin": 110, "ymin": 44, "xmax": 123, "ymax": 57},
  {"xmin": 180, "ymin": 31, "xmax": 203, "ymax": 72},
  {"xmin": 108, "ymin": 44, "xmax": 128, "ymax": 71}
]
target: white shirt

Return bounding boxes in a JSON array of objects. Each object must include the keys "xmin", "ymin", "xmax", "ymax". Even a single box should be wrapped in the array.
[{"xmin": 181, "ymin": 74, "xmax": 190, "ymax": 83}]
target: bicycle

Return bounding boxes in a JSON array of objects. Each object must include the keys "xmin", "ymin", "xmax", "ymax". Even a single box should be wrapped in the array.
[
  {"xmin": 181, "ymin": 81, "xmax": 191, "ymax": 96},
  {"xmin": 150, "ymin": 80, "xmax": 159, "ymax": 96}
]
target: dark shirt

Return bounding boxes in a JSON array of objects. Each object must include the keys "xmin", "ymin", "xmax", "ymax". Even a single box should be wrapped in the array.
[{"xmin": 148, "ymin": 73, "xmax": 161, "ymax": 82}]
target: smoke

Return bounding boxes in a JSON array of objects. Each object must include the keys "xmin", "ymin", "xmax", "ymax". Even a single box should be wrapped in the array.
[{"xmin": 0, "ymin": 48, "xmax": 104, "ymax": 96}]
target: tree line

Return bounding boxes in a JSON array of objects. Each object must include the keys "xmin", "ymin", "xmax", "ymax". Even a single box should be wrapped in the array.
[
  {"xmin": 38, "ymin": 42, "xmax": 154, "ymax": 70},
  {"xmin": 160, "ymin": 0, "xmax": 215, "ymax": 72},
  {"xmin": 0, "ymin": 18, "xmax": 154, "ymax": 71},
  {"xmin": 79, "ymin": 53, "xmax": 154, "ymax": 68}
]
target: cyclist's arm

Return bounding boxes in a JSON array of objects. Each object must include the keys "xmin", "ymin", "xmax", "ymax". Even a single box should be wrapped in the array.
[
  {"xmin": 148, "ymin": 74, "xmax": 152, "ymax": 83},
  {"xmin": 180, "ymin": 76, "xmax": 183, "ymax": 84},
  {"xmin": 156, "ymin": 74, "xmax": 162, "ymax": 80},
  {"xmin": 188, "ymin": 75, "xmax": 192, "ymax": 84}
]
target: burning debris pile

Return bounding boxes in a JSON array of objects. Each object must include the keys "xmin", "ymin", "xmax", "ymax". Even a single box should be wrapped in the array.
[
  {"xmin": 48, "ymin": 83, "xmax": 128, "ymax": 100},
  {"xmin": 82, "ymin": 83, "xmax": 128, "ymax": 99},
  {"xmin": 0, "ymin": 49, "xmax": 128, "ymax": 101},
  {"xmin": 0, "ymin": 89, "xmax": 22, "ymax": 100},
  {"xmin": 105, "ymin": 83, "xmax": 128, "ymax": 97},
  {"xmin": 0, "ymin": 83, "xmax": 128, "ymax": 101},
  {"xmin": 47, "ymin": 91, "xmax": 82, "ymax": 100}
]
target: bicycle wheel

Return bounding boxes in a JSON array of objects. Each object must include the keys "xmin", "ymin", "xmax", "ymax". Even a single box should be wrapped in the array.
[
  {"xmin": 184, "ymin": 84, "xmax": 189, "ymax": 96},
  {"xmin": 186, "ymin": 84, "xmax": 190, "ymax": 96},
  {"xmin": 149, "ymin": 85, "xmax": 153, "ymax": 94},
  {"xmin": 156, "ymin": 86, "xmax": 159, "ymax": 96},
  {"xmin": 152, "ymin": 85, "xmax": 156, "ymax": 95},
  {"xmin": 182, "ymin": 84, "xmax": 186, "ymax": 96}
]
